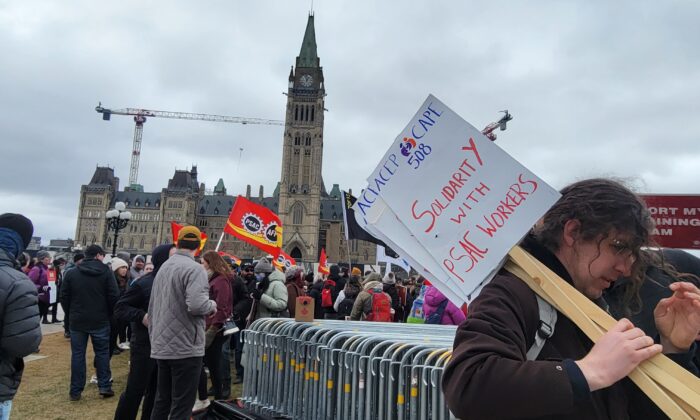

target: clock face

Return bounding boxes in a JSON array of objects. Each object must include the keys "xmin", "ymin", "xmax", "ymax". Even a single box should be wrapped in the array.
[{"xmin": 300, "ymin": 74, "xmax": 313, "ymax": 87}]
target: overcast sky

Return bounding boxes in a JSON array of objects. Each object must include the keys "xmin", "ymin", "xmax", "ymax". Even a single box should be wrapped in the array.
[{"xmin": 1, "ymin": 1, "xmax": 698, "ymax": 246}]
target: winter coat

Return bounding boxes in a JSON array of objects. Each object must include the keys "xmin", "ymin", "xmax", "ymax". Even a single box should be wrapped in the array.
[
  {"xmin": 231, "ymin": 274, "xmax": 252, "ymax": 330},
  {"xmin": 285, "ymin": 280, "xmax": 305, "ymax": 316},
  {"xmin": 60, "ymin": 258, "xmax": 120, "ymax": 331},
  {"xmin": 308, "ymin": 280, "xmax": 324, "ymax": 320},
  {"xmin": 27, "ymin": 263, "xmax": 49, "ymax": 304},
  {"xmin": 113, "ymin": 243, "xmax": 173, "ymax": 356},
  {"xmin": 423, "ymin": 287, "xmax": 465, "ymax": 326},
  {"xmin": 333, "ymin": 280, "xmax": 361, "ymax": 312},
  {"xmin": 206, "ymin": 272, "xmax": 232, "ymax": 330},
  {"xmin": 442, "ymin": 236, "xmax": 693, "ymax": 420},
  {"xmin": 0, "ymin": 249, "xmax": 42, "ymax": 401},
  {"xmin": 148, "ymin": 250, "xmax": 216, "ymax": 360},
  {"xmin": 255, "ymin": 270, "xmax": 288, "ymax": 319},
  {"xmin": 350, "ymin": 280, "xmax": 391, "ymax": 321}
]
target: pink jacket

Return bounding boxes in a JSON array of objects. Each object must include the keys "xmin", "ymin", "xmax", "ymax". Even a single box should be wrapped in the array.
[{"xmin": 423, "ymin": 286, "xmax": 466, "ymax": 326}]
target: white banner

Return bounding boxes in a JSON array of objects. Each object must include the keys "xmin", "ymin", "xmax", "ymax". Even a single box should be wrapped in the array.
[{"xmin": 354, "ymin": 95, "xmax": 560, "ymax": 298}]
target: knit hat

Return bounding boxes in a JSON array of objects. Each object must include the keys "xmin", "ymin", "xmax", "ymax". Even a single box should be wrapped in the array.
[
  {"xmin": 254, "ymin": 257, "xmax": 274, "ymax": 274},
  {"xmin": 351, "ymin": 267, "xmax": 362, "ymax": 276},
  {"xmin": 330, "ymin": 265, "xmax": 340, "ymax": 276},
  {"xmin": 134, "ymin": 255, "xmax": 146, "ymax": 263},
  {"xmin": 36, "ymin": 250, "xmax": 51, "ymax": 260},
  {"xmin": 0, "ymin": 213, "xmax": 33, "ymax": 248},
  {"xmin": 177, "ymin": 225, "xmax": 202, "ymax": 243},
  {"xmin": 382, "ymin": 272, "xmax": 396, "ymax": 284},
  {"xmin": 110, "ymin": 257, "xmax": 128, "ymax": 272}
]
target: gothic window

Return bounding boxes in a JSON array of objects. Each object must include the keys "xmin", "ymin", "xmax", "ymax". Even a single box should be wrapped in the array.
[
  {"xmin": 292, "ymin": 202, "xmax": 304, "ymax": 225},
  {"xmin": 304, "ymin": 149, "xmax": 311, "ymax": 157},
  {"xmin": 350, "ymin": 240, "xmax": 358, "ymax": 253},
  {"xmin": 140, "ymin": 238, "xmax": 145, "ymax": 248},
  {"xmin": 152, "ymin": 225, "xmax": 157, "ymax": 234},
  {"xmin": 305, "ymin": 136, "xmax": 311, "ymax": 146},
  {"xmin": 294, "ymin": 135, "xmax": 301, "ymax": 146},
  {"xmin": 311, "ymin": 105, "xmax": 315, "ymax": 122},
  {"xmin": 106, "ymin": 237, "xmax": 112, "ymax": 248},
  {"xmin": 129, "ymin": 238, "xmax": 134, "ymax": 249},
  {"xmin": 290, "ymin": 246, "xmax": 302, "ymax": 261},
  {"xmin": 82, "ymin": 235, "xmax": 86, "ymax": 245},
  {"xmin": 91, "ymin": 235, "xmax": 96, "ymax": 244},
  {"xmin": 294, "ymin": 105, "xmax": 299, "ymax": 121},
  {"xmin": 294, "ymin": 148, "xmax": 300, "ymax": 155}
]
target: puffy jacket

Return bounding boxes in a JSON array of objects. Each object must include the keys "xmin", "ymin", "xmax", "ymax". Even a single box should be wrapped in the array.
[
  {"xmin": 423, "ymin": 287, "xmax": 466, "ymax": 326},
  {"xmin": 148, "ymin": 250, "xmax": 216, "ymax": 360},
  {"xmin": 60, "ymin": 258, "xmax": 120, "ymax": 331},
  {"xmin": 308, "ymin": 280, "xmax": 324, "ymax": 320},
  {"xmin": 0, "ymin": 249, "xmax": 42, "ymax": 401},
  {"xmin": 255, "ymin": 270, "xmax": 288, "ymax": 319},
  {"xmin": 27, "ymin": 263, "xmax": 49, "ymax": 304}
]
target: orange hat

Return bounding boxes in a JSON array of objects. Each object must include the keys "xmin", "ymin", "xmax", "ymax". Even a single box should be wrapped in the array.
[
  {"xmin": 351, "ymin": 267, "xmax": 362, "ymax": 276},
  {"xmin": 177, "ymin": 225, "xmax": 202, "ymax": 242}
]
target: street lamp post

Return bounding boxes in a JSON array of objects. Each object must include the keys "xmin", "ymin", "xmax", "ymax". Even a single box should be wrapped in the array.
[{"xmin": 105, "ymin": 201, "xmax": 132, "ymax": 257}]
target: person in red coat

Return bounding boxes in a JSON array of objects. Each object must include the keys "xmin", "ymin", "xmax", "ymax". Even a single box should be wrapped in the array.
[{"xmin": 196, "ymin": 251, "xmax": 232, "ymax": 406}]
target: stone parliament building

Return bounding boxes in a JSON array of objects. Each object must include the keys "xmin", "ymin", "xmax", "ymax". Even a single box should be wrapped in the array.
[{"xmin": 73, "ymin": 15, "xmax": 376, "ymax": 265}]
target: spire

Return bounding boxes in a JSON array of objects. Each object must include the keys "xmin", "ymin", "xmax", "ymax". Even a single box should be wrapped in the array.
[{"xmin": 297, "ymin": 14, "xmax": 319, "ymax": 68}]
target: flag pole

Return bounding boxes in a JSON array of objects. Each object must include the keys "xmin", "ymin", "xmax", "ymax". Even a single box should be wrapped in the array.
[{"xmin": 215, "ymin": 232, "xmax": 225, "ymax": 252}]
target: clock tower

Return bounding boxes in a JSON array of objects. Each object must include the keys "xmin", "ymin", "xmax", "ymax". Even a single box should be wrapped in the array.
[{"xmin": 278, "ymin": 14, "xmax": 326, "ymax": 262}]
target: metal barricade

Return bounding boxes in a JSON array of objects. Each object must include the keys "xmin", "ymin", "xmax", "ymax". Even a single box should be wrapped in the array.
[{"xmin": 240, "ymin": 319, "xmax": 458, "ymax": 419}]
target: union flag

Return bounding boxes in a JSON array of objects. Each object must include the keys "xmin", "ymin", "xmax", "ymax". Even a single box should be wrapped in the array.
[
  {"xmin": 273, "ymin": 250, "xmax": 296, "ymax": 271},
  {"xmin": 318, "ymin": 248, "xmax": 329, "ymax": 275},
  {"xmin": 170, "ymin": 221, "xmax": 208, "ymax": 255},
  {"xmin": 224, "ymin": 195, "xmax": 283, "ymax": 257},
  {"xmin": 218, "ymin": 251, "xmax": 242, "ymax": 266}
]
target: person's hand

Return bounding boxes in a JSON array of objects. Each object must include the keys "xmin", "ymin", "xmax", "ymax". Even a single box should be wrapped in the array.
[
  {"xmin": 654, "ymin": 282, "xmax": 700, "ymax": 352},
  {"xmin": 575, "ymin": 318, "xmax": 661, "ymax": 391},
  {"xmin": 42, "ymin": 285, "xmax": 50, "ymax": 292},
  {"xmin": 142, "ymin": 313, "xmax": 149, "ymax": 327},
  {"xmin": 251, "ymin": 289, "xmax": 263, "ymax": 300}
]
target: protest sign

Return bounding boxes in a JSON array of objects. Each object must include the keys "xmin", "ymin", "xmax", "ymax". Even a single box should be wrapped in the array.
[
  {"xmin": 354, "ymin": 94, "xmax": 560, "ymax": 297},
  {"xmin": 358, "ymin": 194, "xmax": 470, "ymax": 305},
  {"xmin": 376, "ymin": 245, "xmax": 411, "ymax": 273},
  {"xmin": 48, "ymin": 268, "xmax": 57, "ymax": 304},
  {"xmin": 640, "ymin": 194, "xmax": 700, "ymax": 249}
]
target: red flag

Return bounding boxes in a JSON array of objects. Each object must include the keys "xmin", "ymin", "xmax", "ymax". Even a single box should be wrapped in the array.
[
  {"xmin": 318, "ymin": 248, "xmax": 329, "ymax": 275},
  {"xmin": 170, "ymin": 221, "xmax": 208, "ymax": 255},
  {"xmin": 224, "ymin": 195, "xmax": 283, "ymax": 257},
  {"xmin": 273, "ymin": 250, "xmax": 296, "ymax": 271},
  {"xmin": 218, "ymin": 251, "xmax": 241, "ymax": 266}
]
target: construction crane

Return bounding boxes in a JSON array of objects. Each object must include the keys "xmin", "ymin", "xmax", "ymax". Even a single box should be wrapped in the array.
[
  {"xmin": 481, "ymin": 110, "xmax": 513, "ymax": 141},
  {"xmin": 95, "ymin": 103, "xmax": 284, "ymax": 191}
]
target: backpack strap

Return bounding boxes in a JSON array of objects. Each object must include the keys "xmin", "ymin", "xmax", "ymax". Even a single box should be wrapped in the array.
[{"xmin": 526, "ymin": 295, "xmax": 557, "ymax": 361}]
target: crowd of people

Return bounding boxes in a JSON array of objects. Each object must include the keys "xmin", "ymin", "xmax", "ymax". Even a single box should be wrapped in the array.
[{"xmin": 2, "ymin": 178, "xmax": 700, "ymax": 420}]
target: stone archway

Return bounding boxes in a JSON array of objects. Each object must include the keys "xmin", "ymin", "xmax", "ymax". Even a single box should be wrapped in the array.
[{"xmin": 290, "ymin": 246, "xmax": 303, "ymax": 261}]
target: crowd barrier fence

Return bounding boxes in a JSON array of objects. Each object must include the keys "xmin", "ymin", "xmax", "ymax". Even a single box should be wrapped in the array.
[{"xmin": 240, "ymin": 319, "xmax": 458, "ymax": 420}]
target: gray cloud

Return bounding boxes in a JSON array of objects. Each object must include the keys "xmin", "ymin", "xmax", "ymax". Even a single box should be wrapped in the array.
[{"xmin": 1, "ymin": 0, "xmax": 699, "ymax": 248}]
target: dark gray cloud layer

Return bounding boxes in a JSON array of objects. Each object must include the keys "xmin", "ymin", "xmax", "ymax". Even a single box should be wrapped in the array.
[{"xmin": 1, "ymin": 1, "xmax": 699, "ymax": 244}]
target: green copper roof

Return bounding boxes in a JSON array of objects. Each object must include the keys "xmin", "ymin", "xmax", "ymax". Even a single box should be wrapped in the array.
[
  {"xmin": 213, "ymin": 178, "xmax": 226, "ymax": 194},
  {"xmin": 297, "ymin": 15, "xmax": 319, "ymax": 68}
]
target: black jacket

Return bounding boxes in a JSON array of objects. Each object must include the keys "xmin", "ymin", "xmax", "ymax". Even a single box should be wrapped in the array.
[
  {"xmin": 60, "ymin": 258, "xmax": 120, "ymax": 331},
  {"xmin": 0, "ymin": 249, "xmax": 42, "ymax": 401},
  {"xmin": 114, "ymin": 273, "xmax": 154, "ymax": 354},
  {"xmin": 308, "ymin": 281, "xmax": 324, "ymax": 320},
  {"xmin": 231, "ymin": 274, "xmax": 252, "ymax": 330}
]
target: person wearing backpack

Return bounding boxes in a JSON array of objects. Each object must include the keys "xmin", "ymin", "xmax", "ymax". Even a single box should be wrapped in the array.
[
  {"xmin": 350, "ymin": 273, "xmax": 392, "ymax": 322},
  {"xmin": 320, "ymin": 265, "xmax": 342, "ymax": 319},
  {"xmin": 381, "ymin": 272, "xmax": 402, "ymax": 322},
  {"xmin": 423, "ymin": 286, "xmax": 466, "ymax": 326},
  {"xmin": 334, "ymin": 276, "xmax": 362, "ymax": 319},
  {"xmin": 443, "ymin": 179, "xmax": 700, "ymax": 420}
]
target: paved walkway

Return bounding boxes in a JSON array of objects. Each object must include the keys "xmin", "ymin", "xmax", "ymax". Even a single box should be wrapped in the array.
[{"xmin": 40, "ymin": 306, "xmax": 66, "ymax": 336}]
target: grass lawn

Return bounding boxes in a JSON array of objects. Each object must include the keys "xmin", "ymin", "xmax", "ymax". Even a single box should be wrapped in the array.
[{"xmin": 13, "ymin": 332, "xmax": 242, "ymax": 419}]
